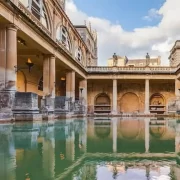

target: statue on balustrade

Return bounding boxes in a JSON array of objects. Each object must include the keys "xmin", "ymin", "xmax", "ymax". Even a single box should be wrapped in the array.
[{"xmin": 113, "ymin": 53, "xmax": 118, "ymax": 66}]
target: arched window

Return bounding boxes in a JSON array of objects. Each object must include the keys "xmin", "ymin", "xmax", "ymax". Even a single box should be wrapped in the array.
[
  {"xmin": 76, "ymin": 47, "xmax": 82, "ymax": 61},
  {"xmin": 19, "ymin": 0, "xmax": 50, "ymax": 29},
  {"xmin": 56, "ymin": 26, "xmax": 71, "ymax": 51}
]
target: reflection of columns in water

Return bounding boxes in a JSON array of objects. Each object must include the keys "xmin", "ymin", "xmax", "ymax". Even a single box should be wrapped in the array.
[
  {"xmin": 79, "ymin": 121, "xmax": 87, "ymax": 153},
  {"xmin": 175, "ymin": 123, "xmax": 180, "ymax": 153},
  {"xmin": 145, "ymin": 118, "xmax": 150, "ymax": 153},
  {"xmin": 88, "ymin": 119, "xmax": 95, "ymax": 137},
  {"xmin": 66, "ymin": 130, "xmax": 75, "ymax": 161},
  {"xmin": 42, "ymin": 125, "xmax": 55, "ymax": 179},
  {"xmin": 0, "ymin": 125, "xmax": 16, "ymax": 180},
  {"xmin": 146, "ymin": 165, "xmax": 150, "ymax": 180},
  {"xmin": 112, "ymin": 118, "xmax": 117, "ymax": 153}
]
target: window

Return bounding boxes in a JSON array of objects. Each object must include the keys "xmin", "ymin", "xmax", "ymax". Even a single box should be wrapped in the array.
[
  {"xmin": 19, "ymin": 0, "xmax": 49, "ymax": 29},
  {"xmin": 56, "ymin": 26, "xmax": 71, "ymax": 51},
  {"xmin": 76, "ymin": 47, "xmax": 82, "ymax": 61}
]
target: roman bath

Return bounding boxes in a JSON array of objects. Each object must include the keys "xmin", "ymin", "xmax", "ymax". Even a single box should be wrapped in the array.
[
  {"xmin": 1, "ymin": 1, "xmax": 180, "ymax": 180},
  {"xmin": 1, "ymin": 0, "xmax": 180, "ymax": 121}
]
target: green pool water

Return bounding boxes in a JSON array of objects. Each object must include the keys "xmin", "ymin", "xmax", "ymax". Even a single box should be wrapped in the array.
[{"xmin": 0, "ymin": 117, "xmax": 180, "ymax": 180}]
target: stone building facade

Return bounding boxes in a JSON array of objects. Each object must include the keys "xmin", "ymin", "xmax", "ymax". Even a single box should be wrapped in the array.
[
  {"xmin": 107, "ymin": 55, "xmax": 161, "ymax": 67},
  {"xmin": 0, "ymin": 0, "xmax": 180, "ymax": 121}
]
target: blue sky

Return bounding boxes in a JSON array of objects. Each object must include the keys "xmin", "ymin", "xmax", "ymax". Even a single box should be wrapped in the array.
[
  {"xmin": 67, "ymin": 0, "xmax": 180, "ymax": 66},
  {"xmin": 73, "ymin": 0, "xmax": 165, "ymax": 31}
]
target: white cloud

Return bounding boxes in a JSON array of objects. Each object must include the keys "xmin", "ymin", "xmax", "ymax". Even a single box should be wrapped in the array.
[
  {"xmin": 66, "ymin": 0, "xmax": 180, "ymax": 66},
  {"xmin": 143, "ymin": 8, "xmax": 160, "ymax": 21}
]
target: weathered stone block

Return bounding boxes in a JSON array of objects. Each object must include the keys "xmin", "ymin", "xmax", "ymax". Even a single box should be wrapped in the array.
[
  {"xmin": 0, "ymin": 90, "xmax": 15, "ymax": 121},
  {"xmin": 12, "ymin": 92, "xmax": 42, "ymax": 121}
]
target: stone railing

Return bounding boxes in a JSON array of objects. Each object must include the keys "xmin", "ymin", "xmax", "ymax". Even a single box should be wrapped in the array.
[{"xmin": 87, "ymin": 66, "xmax": 177, "ymax": 74}]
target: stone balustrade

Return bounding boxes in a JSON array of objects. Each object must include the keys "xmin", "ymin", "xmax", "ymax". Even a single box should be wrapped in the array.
[{"xmin": 87, "ymin": 66, "xmax": 177, "ymax": 74}]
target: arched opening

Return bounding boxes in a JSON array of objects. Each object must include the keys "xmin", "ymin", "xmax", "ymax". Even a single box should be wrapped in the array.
[
  {"xmin": 94, "ymin": 93, "xmax": 111, "ymax": 113},
  {"xmin": 56, "ymin": 26, "xmax": 71, "ymax": 51},
  {"xmin": 75, "ymin": 47, "xmax": 82, "ymax": 62},
  {"xmin": 120, "ymin": 92, "xmax": 139, "ymax": 113},
  {"xmin": 19, "ymin": 0, "xmax": 50, "ymax": 30},
  {"xmin": 16, "ymin": 71, "xmax": 26, "ymax": 92},
  {"xmin": 149, "ymin": 93, "xmax": 165, "ymax": 114}
]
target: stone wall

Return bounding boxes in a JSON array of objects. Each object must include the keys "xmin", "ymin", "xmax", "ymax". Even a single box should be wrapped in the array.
[{"xmin": 87, "ymin": 81, "xmax": 175, "ymax": 114}]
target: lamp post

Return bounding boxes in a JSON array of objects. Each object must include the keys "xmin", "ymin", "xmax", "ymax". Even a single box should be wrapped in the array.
[{"xmin": 14, "ymin": 58, "xmax": 34, "ymax": 73}]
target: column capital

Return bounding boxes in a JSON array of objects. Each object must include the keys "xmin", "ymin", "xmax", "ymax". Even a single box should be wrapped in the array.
[
  {"xmin": 6, "ymin": 24, "xmax": 18, "ymax": 32},
  {"xmin": 49, "ymin": 54, "xmax": 56, "ymax": 59}
]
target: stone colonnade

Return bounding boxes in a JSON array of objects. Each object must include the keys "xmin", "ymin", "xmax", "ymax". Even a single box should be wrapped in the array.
[
  {"xmin": 0, "ymin": 25, "xmax": 18, "ymax": 120},
  {"xmin": 0, "ymin": 24, "xmax": 87, "ymax": 120},
  {"xmin": 112, "ymin": 78, "xmax": 151, "ymax": 114}
]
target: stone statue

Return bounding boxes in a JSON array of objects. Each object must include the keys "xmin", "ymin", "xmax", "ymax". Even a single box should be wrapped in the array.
[
  {"xmin": 146, "ymin": 53, "xmax": 150, "ymax": 66},
  {"xmin": 113, "ymin": 53, "xmax": 118, "ymax": 66}
]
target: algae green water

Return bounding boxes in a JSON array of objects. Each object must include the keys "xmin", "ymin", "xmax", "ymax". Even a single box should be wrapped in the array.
[{"xmin": 0, "ymin": 117, "xmax": 180, "ymax": 180}]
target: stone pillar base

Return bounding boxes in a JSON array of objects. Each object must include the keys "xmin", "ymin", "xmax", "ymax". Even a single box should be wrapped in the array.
[
  {"xmin": 42, "ymin": 114, "xmax": 55, "ymax": 121},
  {"xmin": 12, "ymin": 92, "xmax": 41, "ymax": 121},
  {"xmin": 0, "ymin": 113, "xmax": 14, "ymax": 122},
  {"xmin": 111, "ymin": 111, "xmax": 117, "ymax": 115},
  {"xmin": 14, "ymin": 114, "xmax": 42, "ymax": 121},
  {"xmin": 0, "ymin": 90, "xmax": 15, "ymax": 121}
]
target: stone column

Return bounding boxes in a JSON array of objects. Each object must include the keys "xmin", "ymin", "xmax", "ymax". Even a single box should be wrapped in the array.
[
  {"xmin": 112, "ymin": 117, "xmax": 117, "ymax": 153},
  {"xmin": 49, "ymin": 56, "xmax": 56, "ymax": 98},
  {"xmin": 175, "ymin": 79, "xmax": 180, "ymax": 97},
  {"xmin": 0, "ymin": 24, "xmax": 17, "ymax": 121},
  {"xmin": 43, "ymin": 55, "xmax": 56, "ymax": 117},
  {"xmin": 5, "ymin": 25, "xmax": 17, "ymax": 90},
  {"xmin": 112, "ymin": 79, "xmax": 117, "ymax": 115},
  {"xmin": 43, "ymin": 56, "xmax": 50, "ymax": 96},
  {"xmin": 66, "ymin": 71, "xmax": 75, "ymax": 102},
  {"xmin": 0, "ymin": 27, "xmax": 6, "ymax": 90},
  {"xmin": 145, "ymin": 118, "xmax": 150, "ymax": 153},
  {"xmin": 145, "ymin": 79, "xmax": 150, "ymax": 114},
  {"xmin": 79, "ymin": 79, "xmax": 87, "ymax": 113}
]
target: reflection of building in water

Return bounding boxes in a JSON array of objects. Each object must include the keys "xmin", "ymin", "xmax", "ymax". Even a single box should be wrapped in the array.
[
  {"xmin": 0, "ymin": 124, "xmax": 16, "ymax": 180},
  {"xmin": 1, "ymin": 119, "xmax": 180, "ymax": 179},
  {"xmin": 87, "ymin": 119, "xmax": 113, "ymax": 153},
  {"xmin": 149, "ymin": 119, "xmax": 175, "ymax": 153},
  {"xmin": 87, "ymin": 118, "xmax": 177, "ymax": 154},
  {"xmin": 42, "ymin": 123, "xmax": 55, "ymax": 179},
  {"xmin": 117, "ymin": 119, "xmax": 145, "ymax": 153}
]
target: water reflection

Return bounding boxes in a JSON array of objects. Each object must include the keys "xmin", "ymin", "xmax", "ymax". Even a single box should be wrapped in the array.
[{"xmin": 0, "ymin": 118, "xmax": 180, "ymax": 180}]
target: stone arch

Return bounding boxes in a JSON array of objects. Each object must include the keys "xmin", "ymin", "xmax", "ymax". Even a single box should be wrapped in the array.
[
  {"xmin": 119, "ymin": 92, "xmax": 140, "ymax": 113},
  {"xmin": 94, "ymin": 93, "xmax": 110, "ymax": 105},
  {"xmin": 19, "ymin": 0, "xmax": 51, "ymax": 31},
  {"xmin": 150, "ymin": 93, "xmax": 165, "ymax": 105},
  {"xmin": 56, "ymin": 25, "xmax": 72, "ymax": 52},
  {"xmin": 44, "ymin": 0, "xmax": 53, "ymax": 33},
  {"xmin": 16, "ymin": 71, "xmax": 26, "ymax": 92}
]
